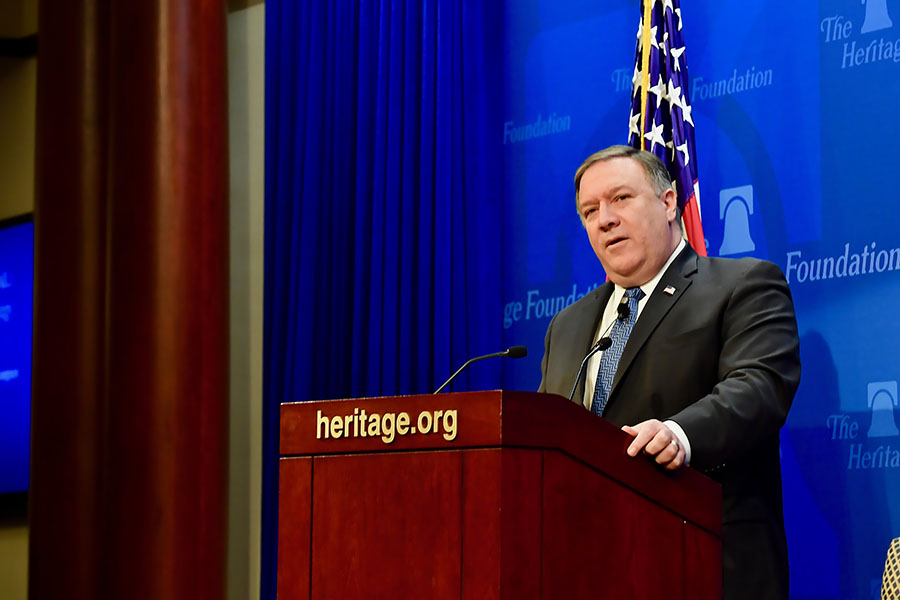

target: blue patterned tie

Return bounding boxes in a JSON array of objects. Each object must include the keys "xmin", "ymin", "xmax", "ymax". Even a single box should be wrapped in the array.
[{"xmin": 591, "ymin": 287, "xmax": 645, "ymax": 416}]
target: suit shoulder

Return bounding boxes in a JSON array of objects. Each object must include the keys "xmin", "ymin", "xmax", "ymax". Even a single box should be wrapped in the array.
[
  {"xmin": 698, "ymin": 255, "xmax": 787, "ymax": 282},
  {"xmin": 558, "ymin": 283, "xmax": 607, "ymax": 313},
  {"xmin": 545, "ymin": 282, "xmax": 609, "ymax": 329}
]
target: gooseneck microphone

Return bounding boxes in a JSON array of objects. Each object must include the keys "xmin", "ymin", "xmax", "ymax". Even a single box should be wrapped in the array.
[
  {"xmin": 566, "ymin": 295, "xmax": 632, "ymax": 404},
  {"xmin": 566, "ymin": 337, "xmax": 612, "ymax": 404},
  {"xmin": 433, "ymin": 346, "xmax": 528, "ymax": 394}
]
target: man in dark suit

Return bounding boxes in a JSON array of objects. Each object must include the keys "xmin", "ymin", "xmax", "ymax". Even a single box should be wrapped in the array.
[{"xmin": 539, "ymin": 145, "xmax": 801, "ymax": 600}]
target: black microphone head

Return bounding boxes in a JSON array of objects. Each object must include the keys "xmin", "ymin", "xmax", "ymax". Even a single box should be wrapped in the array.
[
  {"xmin": 616, "ymin": 302, "xmax": 630, "ymax": 320},
  {"xmin": 597, "ymin": 337, "xmax": 612, "ymax": 351},
  {"xmin": 506, "ymin": 345, "xmax": 528, "ymax": 359}
]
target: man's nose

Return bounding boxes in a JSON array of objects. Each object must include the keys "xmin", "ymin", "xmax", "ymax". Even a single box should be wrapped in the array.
[{"xmin": 594, "ymin": 205, "xmax": 619, "ymax": 231}]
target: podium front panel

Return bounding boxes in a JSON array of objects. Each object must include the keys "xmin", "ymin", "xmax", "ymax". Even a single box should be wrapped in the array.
[{"xmin": 278, "ymin": 392, "xmax": 721, "ymax": 599}]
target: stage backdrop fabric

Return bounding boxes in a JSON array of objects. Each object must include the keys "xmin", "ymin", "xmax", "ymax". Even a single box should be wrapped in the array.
[
  {"xmin": 262, "ymin": 1, "xmax": 503, "ymax": 597},
  {"xmin": 264, "ymin": 1, "xmax": 900, "ymax": 598}
]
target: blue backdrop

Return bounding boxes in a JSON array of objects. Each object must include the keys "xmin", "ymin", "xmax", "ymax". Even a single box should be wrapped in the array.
[{"xmin": 265, "ymin": 1, "xmax": 900, "ymax": 598}]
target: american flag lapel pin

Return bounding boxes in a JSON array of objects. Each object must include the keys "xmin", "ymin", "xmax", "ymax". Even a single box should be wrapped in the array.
[{"xmin": 663, "ymin": 285, "xmax": 676, "ymax": 295}]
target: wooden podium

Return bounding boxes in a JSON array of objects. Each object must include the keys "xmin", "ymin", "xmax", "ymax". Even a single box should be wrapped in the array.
[{"xmin": 278, "ymin": 391, "xmax": 721, "ymax": 599}]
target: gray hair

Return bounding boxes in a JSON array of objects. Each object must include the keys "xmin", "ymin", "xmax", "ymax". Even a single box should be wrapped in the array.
[{"xmin": 574, "ymin": 145, "xmax": 677, "ymax": 214}]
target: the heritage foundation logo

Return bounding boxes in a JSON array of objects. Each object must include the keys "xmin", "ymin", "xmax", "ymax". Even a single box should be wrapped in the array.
[
  {"xmin": 868, "ymin": 381, "xmax": 900, "ymax": 437},
  {"xmin": 820, "ymin": 0, "xmax": 899, "ymax": 69},
  {"xmin": 861, "ymin": 0, "xmax": 894, "ymax": 33},
  {"xmin": 502, "ymin": 113, "xmax": 572, "ymax": 145},
  {"xmin": 611, "ymin": 64, "xmax": 774, "ymax": 100},
  {"xmin": 503, "ymin": 283, "xmax": 602, "ymax": 329},
  {"xmin": 718, "ymin": 185, "xmax": 756, "ymax": 256},
  {"xmin": 827, "ymin": 380, "xmax": 900, "ymax": 470},
  {"xmin": 784, "ymin": 241, "xmax": 900, "ymax": 284}
]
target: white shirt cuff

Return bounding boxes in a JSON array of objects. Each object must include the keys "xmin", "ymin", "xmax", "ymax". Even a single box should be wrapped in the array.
[{"xmin": 664, "ymin": 419, "xmax": 692, "ymax": 465}]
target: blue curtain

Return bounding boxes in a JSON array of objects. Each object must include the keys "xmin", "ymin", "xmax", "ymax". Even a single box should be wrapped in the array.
[{"xmin": 262, "ymin": 0, "xmax": 503, "ymax": 596}]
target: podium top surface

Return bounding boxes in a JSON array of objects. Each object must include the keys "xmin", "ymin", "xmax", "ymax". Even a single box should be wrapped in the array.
[{"xmin": 281, "ymin": 390, "xmax": 721, "ymax": 535}]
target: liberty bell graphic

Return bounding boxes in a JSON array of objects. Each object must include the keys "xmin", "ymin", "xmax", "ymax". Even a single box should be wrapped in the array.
[
  {"xmin": 718, "ymin": 185, "xmax": 756, "ymax": 256},
  {"xmin": 861, "ymin": 0, "xmax": 893, "ymax": 34},
  {"xmin": 867, "ymin": 381, "xmax": 900, "ymax": 438}
]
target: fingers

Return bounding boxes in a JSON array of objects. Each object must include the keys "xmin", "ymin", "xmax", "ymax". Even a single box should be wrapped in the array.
[
  {"xmin": 658, "ymin": 438, "xmax": 685, "ymax": 471},
  {"xmin": 644, "ymin": 431, "xmax": 675, "ymax": 455},
  {"xmin": 624, "ymin": 420, "xmax": 662, "ymax": 457},
  {"xmin": 621, "ymin": 419, "xmax": 685, "ymax": 470}
]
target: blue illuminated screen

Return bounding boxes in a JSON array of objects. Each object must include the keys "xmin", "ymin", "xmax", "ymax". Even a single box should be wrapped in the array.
[{"xmin": 0, "ymin": 217, "xmax": 33, "ymax": 494}]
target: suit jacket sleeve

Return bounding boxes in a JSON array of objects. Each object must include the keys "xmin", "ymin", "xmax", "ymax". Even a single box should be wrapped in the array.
[
  {"xmin": 537, "ymin": 312, "xmax": 557, "ymax": 394},
  {"xmin": 669, "ymin": 259, "xmax": 801, "ymax": 467}
]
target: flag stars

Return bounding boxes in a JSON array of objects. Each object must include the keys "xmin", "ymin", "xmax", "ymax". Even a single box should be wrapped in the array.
[
  {"xmin": 666, "ymin": 138, "xmax": 677, "ymax": 162},
  {"xmin": 649, "ymin": 74, "xmax": 665, "ymax": 104},
  {"xmin": 644, "ymin": 118, "xmax": 665, "ymax": 152},
  {"xmin": 628, "ymin": 131, "xmax": 639, "ymax": 148},
  {"xmin": 629, "ymin": 111, "xmax": 641, "ymax": 138},
  {"xmin": 666, "ymin": 79, "xmax": 683, "ymax": 110},
  {"xmin": 680, "ymin": 100, "xmax": 694, "ymax": 126},
  {"xmin": 677, "ymin": 141, "xmax": 690, "ymax": 166},
  {"xmin": 649, "ymin": 26, "xmax": 659, "ymax": 49},
  {"xmin": 630, "ymin": 0, "xmax": 699, "ymax": 243},
  {"xmin": 670, "ymin": 45, "xmax": 685, "ymax": 71},
  {"xmin": 633, "ymin": 2, "xmax": 695, "ymax": 171}
]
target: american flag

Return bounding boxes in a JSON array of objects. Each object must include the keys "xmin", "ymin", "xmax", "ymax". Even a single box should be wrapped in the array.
[{"xmin": 628, "ymin": 0, "xmax": 707, "ymax": 256}]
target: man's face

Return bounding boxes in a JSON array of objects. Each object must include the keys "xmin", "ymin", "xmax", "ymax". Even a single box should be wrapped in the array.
[{"xmin": 577, "ymin": 156, "xmax": 680, "ymax": 288}]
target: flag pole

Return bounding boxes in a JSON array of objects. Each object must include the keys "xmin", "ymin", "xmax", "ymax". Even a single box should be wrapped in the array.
[{"xmin": 639, "ymin": 0, "xmax": 653, "ymax": 150}]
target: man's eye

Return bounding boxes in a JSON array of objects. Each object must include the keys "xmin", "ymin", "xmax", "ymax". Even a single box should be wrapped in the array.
[
  {"xmin": 583, "ymin": 208, "xmax": 596, "ymax": 218},
  {"xmin": 615, "ymin": 194, "xmax": 629, "ymax": 202}
]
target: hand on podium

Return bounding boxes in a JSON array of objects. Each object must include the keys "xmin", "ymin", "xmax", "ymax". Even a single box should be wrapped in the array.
[{"xmin": 622, "ymin": 418, "xmax": 686, "ymax": 471}]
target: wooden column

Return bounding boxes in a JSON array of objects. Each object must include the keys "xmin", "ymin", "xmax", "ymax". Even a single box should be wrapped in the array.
[
  {"xmin": 30, "ymin": 1, "xmax": 229, "ymax": 598},
  {"xmin": 30, "ymin": 1, "xmax": 108, "ymax": 597}
]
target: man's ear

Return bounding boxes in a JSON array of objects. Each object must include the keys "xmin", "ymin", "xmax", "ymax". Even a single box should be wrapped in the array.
[{"xmin": 662, "ymin": 188, "xmax": 678, "ymax": 222}]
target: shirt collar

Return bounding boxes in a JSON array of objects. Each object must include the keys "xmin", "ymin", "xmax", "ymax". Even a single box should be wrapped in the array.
[{"xmin": 612, "ymin": 238, "xmax": 686, "ymax": 300}]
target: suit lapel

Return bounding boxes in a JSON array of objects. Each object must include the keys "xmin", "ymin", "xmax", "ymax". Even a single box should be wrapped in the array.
[{"xmin": 605, "ymin": 246, "xmax": 698, "ymax": 409}]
